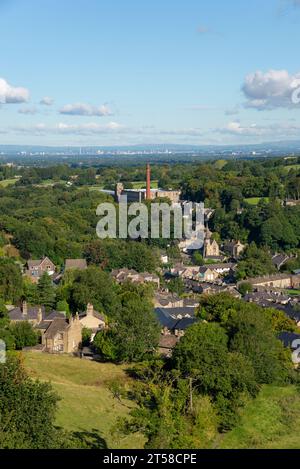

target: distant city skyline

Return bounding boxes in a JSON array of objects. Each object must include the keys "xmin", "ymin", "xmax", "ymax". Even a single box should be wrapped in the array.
[{"xmin": 1, "ymin": 0, "xmax": 300, "ymax": 146}]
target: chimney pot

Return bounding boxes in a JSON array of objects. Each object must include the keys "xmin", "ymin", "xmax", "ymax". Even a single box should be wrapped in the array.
[{"xmin": 87, "ymin": 303, "xmax": 94, "ymax": 316}]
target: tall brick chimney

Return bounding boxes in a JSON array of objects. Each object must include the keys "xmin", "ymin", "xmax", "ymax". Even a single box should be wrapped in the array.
[{"xmin": 146, "ymin": 164, "xmax": 151, "ymax": 200}]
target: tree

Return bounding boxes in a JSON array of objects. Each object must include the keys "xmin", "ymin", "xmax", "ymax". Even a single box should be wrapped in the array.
[
  {"xmin": 37, "ymin": 273, "xmax": 56, "ymax": 310},
  {"xmin": 172, "ymin": 322, "xmax": 259, "ymax": 430},
  {"xmin": 198, "ymin": 293, "xmax": 239, "ymax": 324},
  {"xmin": 84, "ymin": 239, "xmax": 159, "ymax": 273},
  {"xmin": 82, "ymin": 327, "xmax": 92, "ymax": 347},
  {"xmin": 238, "ymin": 282, "xmax": 253, "ymax": 297},
  {"xmin": 94, "ymin": 294, "xmax": 160, "ymax": 363},
  {"xmin": 192, "ymin": 251, "xmax": 204, "ymax": 266},
  {"xmin": 172, "ymin": 323, "xmax": 232, "ymax": 396},
  {"xmin": 56, "ymin": 300, "xmax": 70, "ymax": 316},
  {"xmin": 0, "ymin": 355, "xmax": 59, "ymax": 448},
  {"xmin": 236, "ymin": 243, "xmax": 275, "ymax": 280},
  {"xmin": 22, "ymin": 277, "xmax": 38, "ymax": 304},
  {"xmin": 0, "ymin": 328, "xmax": 15, "ymax": 350},
  {"xmin": 69, "ymin": 266, "xmax": 118, "ymax": 315},
  {"xmin": 227, "ymin": 306, "xmax": 291, "ymax": 385},
  {"xmin": 0, "ymin": 259, "xmax": 23, "ymax": 303},
  {"xmin": 168, "ymin": 277, "xmax": 185, "ymax": 296},
  {"xmin": 264, "ymin": 307, "xmax": 296, "ymax": 333},
  {"xmin": 9, "ymin": 322, "xmax": 39, "ymax": 350}
]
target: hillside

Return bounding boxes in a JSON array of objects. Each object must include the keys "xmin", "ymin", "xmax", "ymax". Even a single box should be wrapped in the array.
[
  {"xmin": 20, "ymin": 353, "xmax": 300, "ymax": 449},
  {"xmin": 23, "ymin": 352, "xmax": 145, "ymax": 449},
  {"xmin": 220, "ymin": 385, "xmax": 300, "ymax": 449}
]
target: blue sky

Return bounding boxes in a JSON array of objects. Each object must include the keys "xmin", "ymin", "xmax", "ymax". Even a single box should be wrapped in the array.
[{"xmin": 1, "ymin": 0, "xmax": 300, "ymax": 146}]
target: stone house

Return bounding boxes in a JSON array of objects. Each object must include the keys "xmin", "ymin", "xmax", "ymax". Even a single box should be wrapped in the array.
[
  {"xmin": 8, "ymin": 301, "xmax": 82, "ymax": 354},
  {"xmin": 111, "ymin": 268, "xmax": 160, "ymax": 288},
  {"xmin": 198, "ymin": 266, "xmax": 220, "ymax": 282},
  {"xmin": 26, "ymin": 257, "xmax": 56, "ymax": 283},
  {"xmin": 246, "ymin": 274, "xmax": 300, "ymax": 290},
  {"xmin": 204, "ymin": 263, "xmax": 236, "ymax": 275},
  {"xmin": 155, "ymin": 307, "xmax": 199, "ymax": 337},
  {"xmin": 224, "ymin": 240, "xmax": 246, "ymax": 259},
  {"xmin": 8, "ymin": 302, "xmax": 65, "ymax": 327},
  {"xmin": 42, "ymin": 314, "xmax": 82, "ymax": 354},
  {"xmin": 79, "ymin": 303, "xmax": 106, "ymax": 340},
  {"xmin": 154, "ymin": 292, "xmax": 184, "ymax": 308},
  {"xmin": 271, "ymin": 254, "xmax": 292, "ymax": 271}
]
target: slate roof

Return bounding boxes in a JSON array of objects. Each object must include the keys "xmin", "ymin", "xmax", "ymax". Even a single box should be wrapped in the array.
[
  {"xmin": 154, "ymin": 307, "xmax": 199, "ymax": 331},
  {"xmin": 247, "ymin": 274, "xmax": 295, "ymax": 285},
  {"xmin": 9, "ymin": 305, "xmax": 46, "ymax": 321},
  {"xmin": 9, "ymin": 306, "xmax": 64, "ymax": 323},
  {"xmin": 272, "ymin": 254, "xmax": 290, "ymax": 269},
  {"xmin": 244, "ymin": 291, "xmax": 291, "ymax": 305},
  {"xmin": 47, "ymin": 311, "xmax": 66, "ymax": 322},
  {"xmin": 174, "ymin": 317, "xmax": 199, "ymax": 330},
  {"xmin": 27, "ymin": 259, "xmax": 42, "ymax": 268},
  {"xmin": 155, "ymin": 309, "xmax": 179, "ymax": 330},
  {"xmin": 44, "ymin": 318, "xmax": 69, "ymax": 339},
  {"xmin": 155, "ymin": 307, "xmax": 197, "ymax": 318},
  {"xmin": 78, "ymin": 310, "xmax": 106, "ymax": 322}
]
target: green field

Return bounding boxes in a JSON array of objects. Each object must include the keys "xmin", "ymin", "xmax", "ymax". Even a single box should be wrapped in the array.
[
  {"xmin": 131, "ymin": 180, "xmax": 159, "ymax": 189},
  {"xmin": 24, "ymin": 352, "xmax": 145, "ymax": 449},
  {"xmin": 283, "ymin": 165, "xmax": 300, "ymax": 173},
  {"xmin": 0, "ymin": 178, "xmax": 19, "ymax": 188},
  {"xmin": 285, "ymin": 289, "xmax": 300, "ymax": 296},
  {"xmin": 221, "ymin": 385, "xmax": 300, "ymax": 449},
  {"xmin": 244, "ymin": 197, "xmax": 270, "ymax": 206}
]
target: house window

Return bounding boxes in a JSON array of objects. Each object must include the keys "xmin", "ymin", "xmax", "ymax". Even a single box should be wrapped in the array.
[{"xmin": 54, "ymin": 344, "xmax": 64, "ymax": 352}]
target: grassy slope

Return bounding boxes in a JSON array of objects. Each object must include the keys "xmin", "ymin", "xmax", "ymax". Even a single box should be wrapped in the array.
[
  {"xmin": 23, "ymin": 353, "xmax": 300, "ymax": 449},
  {"xmin": 221, "ymin": 385, "xmax": 300, "ymax": 449},
  {"xmin": 283, "ymin": 165, "xmax": 300, "ymax": 173},
  {"xmin": 244, "ymin": 197, "xmax": 270, "ymax": 205},
  {"xmin": 24, "ymin": 352, "xmax": 145, "ymax": 449},
  {"xmin": 0, "ymin": 178, "xmax": 18, "ymax": 188}
]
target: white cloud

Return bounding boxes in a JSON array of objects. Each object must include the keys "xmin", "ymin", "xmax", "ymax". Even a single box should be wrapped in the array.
[
  {"xmin": 242, "ymin": 69, "xmax": 300, "ymax": 110},
  {"xmin": 217, "ymin": 120, "xmax": 300, "ymax": 139},
  {"xmin": 18, "ymin": 106, "xmax": 38, "ymax": 115},
  {"xmin": 59, "ymin": 103, "xmax": 113, "ymax": 116},
  {"xmin": 56, "ymin": 121, "xmax": 123, "ymax": 134},
  {"xmin": 40, "ymin": 97, "xmax": 54, "ymax": 106},
  {"xmin": 219, "ymin": 121, "xmax": 263, "ymax": 137},
  {"xmin": 0, "ymin": 78, "xmax": 29, "ymax": 104},
  {"xmin": 8, "ymin": 121, "xmax": 205, "ymax": 138}
]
